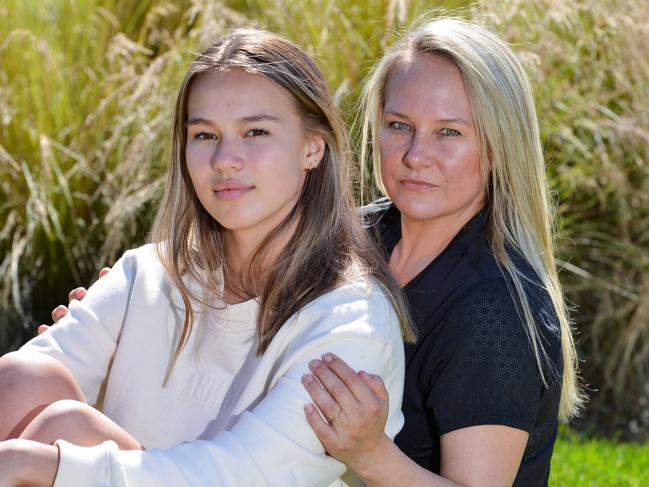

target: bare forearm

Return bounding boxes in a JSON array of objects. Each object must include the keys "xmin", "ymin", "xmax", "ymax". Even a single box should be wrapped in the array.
[{"xmin": 353, "ymin": 438, "xmax": 464, "ymax": 487}]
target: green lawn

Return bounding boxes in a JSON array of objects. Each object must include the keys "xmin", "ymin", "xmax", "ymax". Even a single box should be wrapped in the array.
[{"xmin": 550, "ymin": 428, "xmax": 649, "ymax": 486}]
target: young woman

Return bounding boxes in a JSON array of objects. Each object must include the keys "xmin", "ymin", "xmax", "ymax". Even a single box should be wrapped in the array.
[
  {"xmin": 300, "ymin": 18, "xmax": 583, "ymax": 487},
  {"xmin": 0, "ymin": 28, "xmax": 414, "ymax": 486}
]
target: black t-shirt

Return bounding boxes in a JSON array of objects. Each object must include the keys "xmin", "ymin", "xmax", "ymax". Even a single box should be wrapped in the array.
[{"xmin": 363, "ymin": 200, "xmax": 563, "ymax": 487}]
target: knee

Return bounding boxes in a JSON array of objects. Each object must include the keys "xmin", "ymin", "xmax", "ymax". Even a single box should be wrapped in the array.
[
  {"xmin": 0, "ymin": 351, "xmax": 83, "ymax": 400},
  {"xmin": 0, "ymin": 351, "xmax": 33, "ymax": 388},
  {"xmin": 21, "ymin": 400, "xmax": 96, "ymax": 444}
]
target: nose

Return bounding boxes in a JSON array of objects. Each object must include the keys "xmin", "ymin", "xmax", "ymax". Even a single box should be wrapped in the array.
[
  {"xmin": 209, "ymin": 138, "xmax": 244, "ymax": 172},
  {"xmin": 403, "ymin": 133, "xmax": 434, "ymax": 170}
]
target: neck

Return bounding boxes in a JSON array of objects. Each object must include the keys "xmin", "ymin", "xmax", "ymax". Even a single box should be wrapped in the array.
[
  {"xmin": 390, "ymin": 203, "xmax": 484, "ymax": 287},
  {"xmin": 222, "ymin": 221, "xmax": 297, "ymax": 302}
]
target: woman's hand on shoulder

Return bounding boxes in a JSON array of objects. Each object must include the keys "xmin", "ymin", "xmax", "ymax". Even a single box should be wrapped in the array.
[
  {"xmin": 301, "ymin": 353, "xmax": 393, "ymax": 475},
  {"xmin": 37, "ymin": 267, "xmax": 112, "ymax": 334},
  {"xmin": 301, "ymin": 356, "xmax": 476, "ymax": 486}
]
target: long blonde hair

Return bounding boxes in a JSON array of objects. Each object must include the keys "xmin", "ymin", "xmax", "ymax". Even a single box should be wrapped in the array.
[
  {"xmin": 361, "ymin": 18, "xmax": 583, "ymax": 420},
  {"xmin": 151, "ymin": 28, "xmax": 415, "ymax": 382}
]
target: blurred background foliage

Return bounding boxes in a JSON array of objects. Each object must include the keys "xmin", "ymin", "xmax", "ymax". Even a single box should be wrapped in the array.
[{"xmin": 1, "ymin": 0, "xmax": 648, "ymax": 440}]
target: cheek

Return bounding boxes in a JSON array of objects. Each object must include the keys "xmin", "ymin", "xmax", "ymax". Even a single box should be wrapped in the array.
[
  {"xmin": 257, "ymin": 148, "xmax": 306, "ymax": 194},
  {"xmin": 442, "ymin": 144, "xmax": 481, "ymax": 182},
  {"xmin": 461, "ymin": 151, "xmax": 483, "ymax": 187},
  {"xmin": 185, "ymin": 144, "xmax": 211, "ymax": 171},
  {"xmin": 378, "ymin": 139, "xmax": 403, "ymax": 180},
  {"xmin": 184, "ymin": 153, "xmax": 198, "ymax": 181},
  {"xmin": 451, "ymin": 160, "xmax": 485, "ymax": 201}
]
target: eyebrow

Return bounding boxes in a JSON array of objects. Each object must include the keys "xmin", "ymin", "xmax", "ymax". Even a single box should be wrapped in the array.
[
  {"xmin": 383, "ymin": 110, "xmax": 410, "ymax": 120},
  {"xmin": 383, "ymin": 110, "xmax": 471, "ymax": 127},
  {"xmin": 439, "ymin": 118, "xmax": 471, "ymax": 126},
  {"xmin": 185, "ymin": 114, "xmax": 281, "ymax": 126}
]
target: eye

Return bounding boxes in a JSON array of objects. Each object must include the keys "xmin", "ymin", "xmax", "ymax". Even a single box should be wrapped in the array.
[
  {"xmin": 245, "ymin": 128, "xmax": 269, "ymax": 137},
  {"xmin": 387, "ymin": 121, "xmax": 412, "ymax": 132},
  {"xmin": 193, "ymin": 131, "xmax": 217, "ymax": 140},
  {"xmin": 440, "ymin": 128, "xmax": 461, "ymax": 137}
]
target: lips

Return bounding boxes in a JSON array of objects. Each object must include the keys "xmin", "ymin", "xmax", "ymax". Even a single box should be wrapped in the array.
[
  {"xmin": 213, "ymin": 180, "xmax": 254, "ymax": 200},
  {"xmin": 399, "ymin": 178, "xmax": 437, "ymax": 191}
]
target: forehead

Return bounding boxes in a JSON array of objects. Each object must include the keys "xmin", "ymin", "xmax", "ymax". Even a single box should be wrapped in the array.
[
  {"xmin": 187, "ymin": 69, "xmax": 299, "ymax": 117},
  {"xmin": 383, "ymin": 53, "xmax": 472, "ymax": 120}
]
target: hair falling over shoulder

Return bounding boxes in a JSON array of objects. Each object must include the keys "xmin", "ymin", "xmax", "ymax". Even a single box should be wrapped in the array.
[
  {"xmin": 150, "ymin": 28, "xmax": 415, "ymax": 384},
  {"xmin": 360, "ymin": 17, "xmax": 584, "ymax": 420}
]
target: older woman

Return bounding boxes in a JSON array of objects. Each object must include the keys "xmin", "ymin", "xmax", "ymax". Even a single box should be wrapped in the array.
[{"xmin": 301, "ymin": 18, "xmax": 582, "ymax": 487}]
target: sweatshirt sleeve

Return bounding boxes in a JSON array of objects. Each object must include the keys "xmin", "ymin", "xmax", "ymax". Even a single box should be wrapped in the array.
[
  {"xmin": 19, "ymin": 249, "xmax": 138, "ymax": 405},
  {"xmin": 53, "ymin": 284, "xmax": 406, "ymax": 487}
]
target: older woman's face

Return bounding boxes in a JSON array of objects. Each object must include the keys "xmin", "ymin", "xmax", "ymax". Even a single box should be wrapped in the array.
[{"xmin": 379, "ymin": 53, "xmax": 485, "ymax": 225}]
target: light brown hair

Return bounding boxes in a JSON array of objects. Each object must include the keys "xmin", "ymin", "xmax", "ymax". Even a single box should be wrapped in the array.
[{"xmin": 151, "ymin": 28, "xmax": 415, "ymax": 381}]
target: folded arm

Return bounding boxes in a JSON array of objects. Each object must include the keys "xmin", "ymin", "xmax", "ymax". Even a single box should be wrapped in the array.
[{"xmin": 52, "ymin": 286, "xmax": 406, "ymax": 486}]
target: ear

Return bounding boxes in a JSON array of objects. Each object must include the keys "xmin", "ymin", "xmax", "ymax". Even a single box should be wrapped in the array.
[{"xmin": 303, "ymin": 133, "xmax": 326, "ymax": 171}]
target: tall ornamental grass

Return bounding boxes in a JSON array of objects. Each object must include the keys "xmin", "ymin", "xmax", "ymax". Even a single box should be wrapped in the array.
[{"xmin": 1, "ymin": 0, "xmax": 648, "ymax": 437}]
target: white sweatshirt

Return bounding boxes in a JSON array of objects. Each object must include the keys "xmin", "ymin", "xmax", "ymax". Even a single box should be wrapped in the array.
[{"xmin": 21, "ymin": 243, "xmax": 405, "ymax": 486}]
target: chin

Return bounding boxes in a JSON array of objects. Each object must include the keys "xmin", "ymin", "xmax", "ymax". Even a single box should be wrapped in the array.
[
  {"xmin": 390, "ymin": 197, "xmax": 436, "ymax": 221},
  {"xmin": 204, "ymin": 212, "xmax": 247, "ymax": 231},
  {"xmin": 214, "ymin": 218, "xmax": 252, "ymax": 231}
]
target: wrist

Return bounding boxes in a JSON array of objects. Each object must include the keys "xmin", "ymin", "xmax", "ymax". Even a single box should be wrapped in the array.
[{"xmin": 351, "ymin": 434, "xmax": 396, "ymax": 482}]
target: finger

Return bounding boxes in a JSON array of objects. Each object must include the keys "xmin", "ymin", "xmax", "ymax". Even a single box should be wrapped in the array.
[
  {"xmin": 322, "ymin": 353, "xmax": 377, "ymax": 404},
  {"xmin": 72, "ymin": 288, "xmax": 87, "ymax": 301},
  {"xmin": 37, "ymin": 324, "xmax": 50, "ymax": 335},
  {"xmin": 303, "ymin": 403, "xmax": 336, "ymax": 445},
  {"xmin": 302, "ymin": 373, "xmax": 344, "ymax": 423},
  {"xmin": 99, "ymin": 267, "xmax": 111, "ymax": 279},
  {"xmin": 359, "ymin": 371, "xmax": 389, "ymax": 402},
  {"xmin": 68, "ymin": 287, "xmax": 86, "ymax": 302},
  {"xmin": 51, "ymin": 305, "xmax": 68, "ymax": 323},
  {"xmin": 308, "ymin": 359, "xmax": 359, "ymax": 412}
]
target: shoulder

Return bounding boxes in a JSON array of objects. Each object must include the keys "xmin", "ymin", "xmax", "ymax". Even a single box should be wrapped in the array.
[
  {"xmin": 446, "ymin": 278, "xmax": 526, "ymax": 338},
  {"xmin": 308, "ymin": 277, "xmax": 398, "ymax": 329},
  {"xmin": 101, "ymin": 243, "xmax": 170, "ymax": 295},
  {"xmin": 116, "ymin": 243, "xmax": 166, "ymax": 274},
  {"xmin": 425, "ymin": 277, "xmax": 561, "ymax": 434},
  {"xmin": 357, "ymin": 197, "xmax": 392, "ymax": 222},
  {"xmin": 120, "ymin": 242, "xmax": 161, "ymax": 263},
  {"xmin": 358, "ymin": 198, "xmax": 399, "ymax": 231},
  {"xmin": 447, "ymin": 277, "xmax": 557, "ymax": 340},
  {"xmin": 357, "ymin": 198, "xmax": 400, "ymax": 250},
  {"xmin": 431, "ymin": 276, "xmax": 562, "ymax": 392},
  {"xmin": 288, "ymin": 276, "xmax": 400, "ymax": 346}
]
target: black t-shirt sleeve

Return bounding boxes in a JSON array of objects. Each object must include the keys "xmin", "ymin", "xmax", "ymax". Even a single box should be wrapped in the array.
[{"xmin": 426, "ymin": 279, "xmax": 543, "ymax": 436}]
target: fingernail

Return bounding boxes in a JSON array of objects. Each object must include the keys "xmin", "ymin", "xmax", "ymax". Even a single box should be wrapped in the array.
[
  {"xmin": 302, "ymin": 373, "xmax": 314, "ymax": 384},
  {"xmin": 323, "ymin": 353, "xmax": 334, "ymax": 363},
  {"xmin": 309, "ymin": 359, "xmax": 321, "ymax": 369}
]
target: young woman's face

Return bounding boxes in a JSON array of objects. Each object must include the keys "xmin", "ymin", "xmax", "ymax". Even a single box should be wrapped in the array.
[
  {"xmin": 379, "ymin": 53, "xmax": 485, "ymax": 225},
  {"xmin": 185, "ymin": 70, "xmax": 323, "ymax": 243}
]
